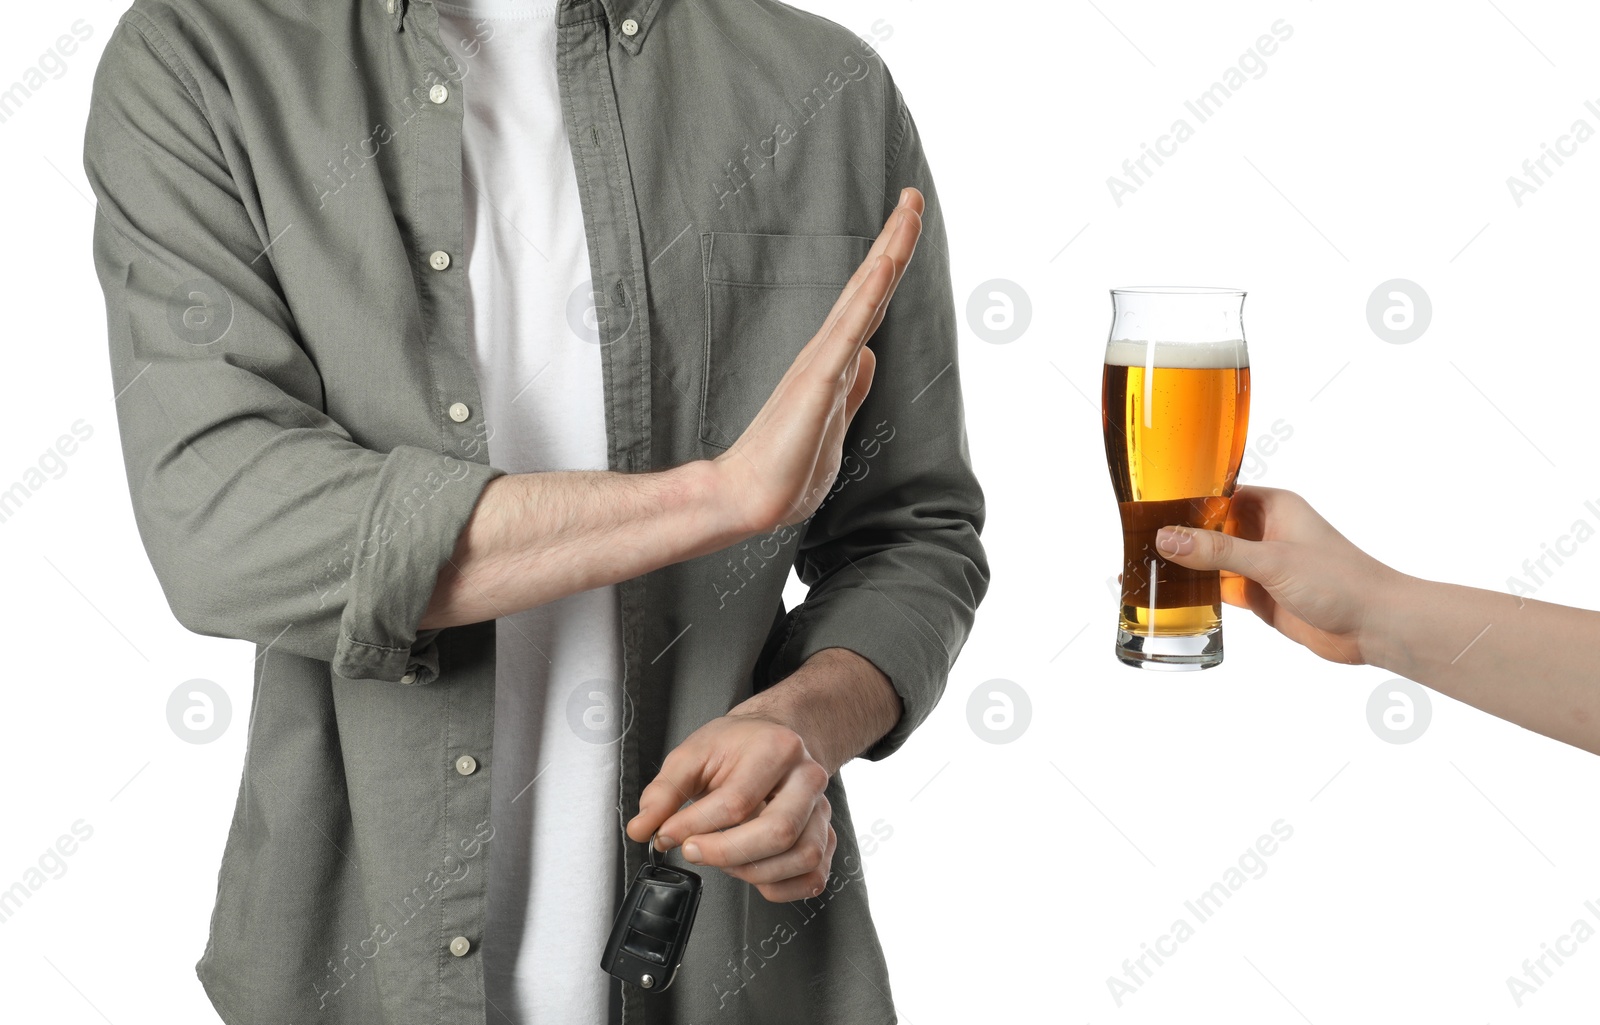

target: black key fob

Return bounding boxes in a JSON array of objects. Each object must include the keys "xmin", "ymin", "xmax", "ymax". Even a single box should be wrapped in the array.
[{"xmin": 601, "ymin": 836, "xmax": 702, "ymax": 991}]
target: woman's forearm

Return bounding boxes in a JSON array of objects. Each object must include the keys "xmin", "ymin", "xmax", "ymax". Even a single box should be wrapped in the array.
[
  {"xmin": 1368, "ymin": 576, "xmax": 1600, "ymax": 754},
  {"xmin": 1157, "ymin": 487, "xmax": 1600, "ymax": 755}
]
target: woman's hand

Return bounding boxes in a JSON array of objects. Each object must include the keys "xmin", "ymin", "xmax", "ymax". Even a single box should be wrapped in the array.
[
  {"xmin": 1156, "ymin": 484, "xmax": 1600, "ymax": 754},
  {"xmin": 1155, "ymin": 485, "xmax": 1406, "ymax": 665}
]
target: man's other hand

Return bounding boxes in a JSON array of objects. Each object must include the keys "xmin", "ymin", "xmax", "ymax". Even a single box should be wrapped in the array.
[{"xmin": 626, "ymin": 710, "xmax": 835, "ymax": 903}]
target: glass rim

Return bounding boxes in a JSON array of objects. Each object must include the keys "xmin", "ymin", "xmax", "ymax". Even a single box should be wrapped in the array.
[{"xmin": 1110, "ymin": 285, "xmax": 1246, "ymax": 297}]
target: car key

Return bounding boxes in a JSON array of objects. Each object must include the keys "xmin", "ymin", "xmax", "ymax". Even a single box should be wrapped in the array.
[{"xmin": 600, "ymin": 834, "xmax": 703, "ymax": 991}]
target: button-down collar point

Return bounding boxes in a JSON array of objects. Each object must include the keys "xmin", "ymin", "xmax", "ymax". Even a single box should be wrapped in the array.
[{"xmin": 621, "ymin": 18, "xmax": 639, "ymax": 37}]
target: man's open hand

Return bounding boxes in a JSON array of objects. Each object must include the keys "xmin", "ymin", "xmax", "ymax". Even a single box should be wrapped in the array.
[{"xmin": 712, "ymin": 187, "xmax": 924, "ymax": 533}]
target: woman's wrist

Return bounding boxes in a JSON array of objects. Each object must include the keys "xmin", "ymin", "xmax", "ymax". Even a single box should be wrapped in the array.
[{"xmin": 1358, "ymin": 569, "xmax": 1429, "ymax": 677}]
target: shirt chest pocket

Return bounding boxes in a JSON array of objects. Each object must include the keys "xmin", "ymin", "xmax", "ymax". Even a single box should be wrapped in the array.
[{"xmin": 698, "ymin": 231, "xmax": 876, "ymax": 451}]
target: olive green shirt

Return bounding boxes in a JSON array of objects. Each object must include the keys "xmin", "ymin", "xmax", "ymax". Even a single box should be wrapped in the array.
[{"xmin": 82, "ymin": 1, "xmax": 987, "ymax": 1022}]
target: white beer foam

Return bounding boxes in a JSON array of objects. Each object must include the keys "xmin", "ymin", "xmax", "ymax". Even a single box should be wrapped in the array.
[{"xmin": 1105, "ymin": 339, "xmax": 1249, "ymax": 369}]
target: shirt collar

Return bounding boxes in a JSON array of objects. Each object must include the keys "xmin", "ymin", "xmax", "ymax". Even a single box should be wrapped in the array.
[{"xmin": 384, "ymin": 0, "xmax": 660, "ymax": 54}]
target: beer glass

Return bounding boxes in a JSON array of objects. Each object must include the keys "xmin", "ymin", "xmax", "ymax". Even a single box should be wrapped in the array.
[{"xmin": 1101, "ymin": 287, "xmax": 1250, "ymax": 670}]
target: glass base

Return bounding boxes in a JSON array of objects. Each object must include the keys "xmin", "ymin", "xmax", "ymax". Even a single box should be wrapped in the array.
[{"xmin": 1116, "ymin": 626, "xmax": 1223, "ymax": 671}]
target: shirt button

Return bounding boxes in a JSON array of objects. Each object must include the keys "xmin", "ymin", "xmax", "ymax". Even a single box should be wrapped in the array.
[
  {"xmin": 621, "ymin": 17, "xmax": 639, "ymax": 36},
  {"xmin": 429, "ymin": 250, "xmax": 451, "ymax": 271},
  {"xmin": 400, "ymin": 671, "xmax": 417, "ymax": 684},
  {"xmin": 448, "ymin": 402, "xmax": 471, "ymax": 423},
  {"xmin": 429, "ymin": 83, "xmax": 449, "ymax": 104},
  {"xmin": 449, "ymin": 936, "xmax": 472, "ymax": 957},
  {"xmin": 455, "ymin": 754, "xmax": 478, "ymax": 776}
]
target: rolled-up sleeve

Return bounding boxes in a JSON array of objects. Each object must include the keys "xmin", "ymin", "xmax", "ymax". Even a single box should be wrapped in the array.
[
  {"xmin": 83, "ymin": 16, "xmax": 505, "ymax": 684},
  {"xmin": 764, "ymin": 72, "xmax": 990, "ymax": 761}
]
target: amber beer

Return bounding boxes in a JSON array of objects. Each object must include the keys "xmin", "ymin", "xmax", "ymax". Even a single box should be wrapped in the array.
[{"xmin": 1101, "ymin": 288, "xmax": 1250, "ymax": 670}]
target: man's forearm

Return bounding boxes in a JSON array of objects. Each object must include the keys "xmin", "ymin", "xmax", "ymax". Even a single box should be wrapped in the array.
[
  {"xmin": 420, "ymin": 460, "xmax": 752, "ymax": 630},
  {"xmin": 1370, "ymin": 577, "xmax": 1600, "ymax": 754},
  {"xmin": 419, "ymin": 192, "xmax": 921, "ymax": 634},
  {"xmin": 730, "ymin": 646, "xmax": 905, "ymax": 776}
]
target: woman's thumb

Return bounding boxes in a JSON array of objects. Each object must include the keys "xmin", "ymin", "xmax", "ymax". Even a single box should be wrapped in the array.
[{"xmin": 1156, "ymin": 525, "xmax": 1261, "ymax": 577}]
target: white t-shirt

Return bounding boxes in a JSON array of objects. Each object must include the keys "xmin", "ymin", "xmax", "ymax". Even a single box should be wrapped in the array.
[{"xmin": 436, "ymin": 4, "xmax": 622, "ymax": 1022}]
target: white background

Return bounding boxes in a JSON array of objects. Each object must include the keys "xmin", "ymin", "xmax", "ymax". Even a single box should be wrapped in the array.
[{"xmin": 4, "ymin": 1, "xmax": 1599, "ymax": 1022}]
